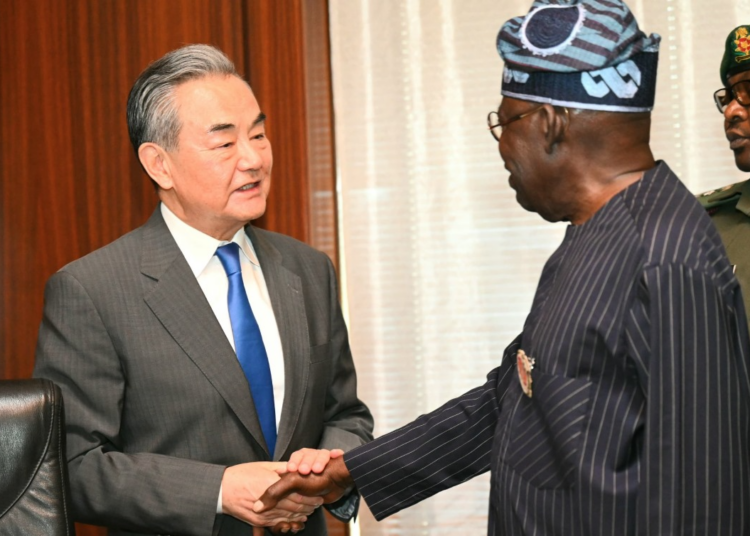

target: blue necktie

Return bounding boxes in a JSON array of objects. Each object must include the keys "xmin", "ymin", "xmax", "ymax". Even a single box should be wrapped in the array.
[{"xmin": 215, "ymin": 243, "xmax": 277, "ymax": 456}]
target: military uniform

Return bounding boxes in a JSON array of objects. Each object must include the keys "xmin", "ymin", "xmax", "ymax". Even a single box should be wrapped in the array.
[{"xmin": 699, "ymin": 179, "xmax": 750, "ymax": 324}]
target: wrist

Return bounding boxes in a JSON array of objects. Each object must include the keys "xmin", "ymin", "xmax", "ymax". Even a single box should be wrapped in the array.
[{"xmin": 331, "ymin": 456, "xmax": 354, "ymax": 492}]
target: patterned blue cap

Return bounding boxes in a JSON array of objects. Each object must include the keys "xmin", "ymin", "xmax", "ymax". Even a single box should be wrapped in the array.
[{"xmin": 497, "ymin": 0, "xmax": 661, "ymax": 112}]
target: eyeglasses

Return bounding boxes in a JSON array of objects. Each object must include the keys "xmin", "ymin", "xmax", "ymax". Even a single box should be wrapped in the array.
[
  {"xmin": 713, "ymin": 80, "xmax": 750, "ymax": 113},
  {"xmin": 487, "ymin": 106, "xmax": 544, "ymax": 141},
  {"xmin": 487, "ymin": 106, "xmax": 571, "ymax": 141}
]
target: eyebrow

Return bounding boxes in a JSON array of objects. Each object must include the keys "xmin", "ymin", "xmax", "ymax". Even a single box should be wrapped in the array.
[
  {"xmin": 252, "ymin": 112, "xmax": 267, "ymax": 128},
  {"xmin": 207, "ymin": 113, "xmax": 266, "ymax": 134},
  {"xmin": 208, "ymin": 123, "xmax": 235, "ymax": 134}
]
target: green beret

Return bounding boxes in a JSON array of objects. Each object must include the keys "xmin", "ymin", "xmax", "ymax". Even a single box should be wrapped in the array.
[{"xmin": 720, "ymin": 25, "xmax": 750, "ymax": 85}]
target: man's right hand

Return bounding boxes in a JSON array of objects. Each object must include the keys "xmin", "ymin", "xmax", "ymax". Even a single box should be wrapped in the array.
[
  {"xmin": 253, "ymin": 457, "xmax": 355, "ymax": 514},
  {"xmin": 286, "ymin": 448, "xmax": 344, "ymax": 475},
  {"xmin": 222, "ymin": 462, "xmax": 323, "ymax": 530}
]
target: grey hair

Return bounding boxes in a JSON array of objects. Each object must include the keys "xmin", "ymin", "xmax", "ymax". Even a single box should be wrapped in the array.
[{"xmin": 127, "ymin": 44, "xmax": 240, "ymax": 153}]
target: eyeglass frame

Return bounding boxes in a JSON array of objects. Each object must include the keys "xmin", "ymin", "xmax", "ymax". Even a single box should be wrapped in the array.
[
  {"xmin": 487, "ymin": 105, "xmax": 570, "ymax": 141},
  {"xmin": 713, "ymin": 79, "xmax": 750, "ymax": 114},
  {"xmin": 487, "ymin": 105, "xmax": 544, "ymax": 141}
]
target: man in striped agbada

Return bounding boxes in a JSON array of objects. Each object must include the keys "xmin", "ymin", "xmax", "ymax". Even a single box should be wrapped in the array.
[{"xmin": 259, "ymin": 1, "xmax": 750, "ymax": 534}]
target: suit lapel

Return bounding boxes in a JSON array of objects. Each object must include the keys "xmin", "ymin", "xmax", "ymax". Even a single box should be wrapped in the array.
[
  {"xmin": 139, "ymin": 210, "xmax": 270, "ymax": 454},
  {"xmin": 247, "ymin": 226, "xmax": 310, "ymax": 460}
]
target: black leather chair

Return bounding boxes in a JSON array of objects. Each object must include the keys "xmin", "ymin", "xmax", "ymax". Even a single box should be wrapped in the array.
[{"xmin": 0, "ymin": 379, "xmax": 75, "ymax": 535}]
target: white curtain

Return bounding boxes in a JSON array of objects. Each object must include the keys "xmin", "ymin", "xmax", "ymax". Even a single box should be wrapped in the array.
[{"xmin": 328, "ymin": 1, "xmax": 749, "ymax": 534}]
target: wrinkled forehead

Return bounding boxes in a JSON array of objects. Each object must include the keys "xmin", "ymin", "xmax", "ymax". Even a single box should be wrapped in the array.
[
  {"xmin": 174, "ymin": 75, "xmax": 256, "ymax": 110},
  {"xmin": 172, "ymin": 74, "xmax": 261, "ymax": 135}
]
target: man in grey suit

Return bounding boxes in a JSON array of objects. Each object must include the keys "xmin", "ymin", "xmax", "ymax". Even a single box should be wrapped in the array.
[{"xmin": 33, "ymin": 44, "xmax": 373, "ymax": 536}]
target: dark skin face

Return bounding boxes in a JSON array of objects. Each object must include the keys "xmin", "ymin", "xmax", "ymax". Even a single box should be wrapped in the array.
[
  {"xmin": 496, "ymin": 98, "xmax": 654, "ymax": 225},
  {"xmin": 724, "ymin": 70, "xmax": 750, "ymax": 172},
  {"xmin": 497, "ymin": 98, "xmax": 576, "ymax": 223}
]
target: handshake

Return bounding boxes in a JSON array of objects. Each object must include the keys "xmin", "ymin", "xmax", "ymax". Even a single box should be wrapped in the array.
[{"xmin": 221, "ymin": 448, "xmax": 356, "ymax": 534}]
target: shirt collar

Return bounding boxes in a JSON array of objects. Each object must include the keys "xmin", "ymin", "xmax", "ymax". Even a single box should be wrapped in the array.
[{"xmin": 160, "ymin": 203, "xmax": 260, "ymax": 277}]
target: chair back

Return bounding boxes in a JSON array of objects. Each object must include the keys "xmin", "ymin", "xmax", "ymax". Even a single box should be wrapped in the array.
[{"xmin": 0, "ymin": 379, "xmax": 75, "ymax": 535}]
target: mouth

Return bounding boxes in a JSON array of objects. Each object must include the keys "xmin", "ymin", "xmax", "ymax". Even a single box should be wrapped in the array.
[
  {"xmin": 727, "ymin": 132, "xmax": 750, "ymax": 150},
  {"xmin": 236, "ymin": 182, "xmax": 260, "ymax": 192}
]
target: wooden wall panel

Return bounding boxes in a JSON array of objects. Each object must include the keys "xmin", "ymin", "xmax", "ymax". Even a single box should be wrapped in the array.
[
  {"xmin": 244, "ymin": 0, "xmax": 339, "ymax": 266},
  {"xmin": 0, "ymin": 0, "xmax": 249, "ymax": 380},
  {"xmin": 302, "ymin": 0, "xmax": 340, "ymax": 268},
  {"xmin": 244, "ymin": 1, "xmax": 312, "ymax": 244},
  {"xmin": 1, "ymin": 0, "xmax": 342, "ymax": 535}
]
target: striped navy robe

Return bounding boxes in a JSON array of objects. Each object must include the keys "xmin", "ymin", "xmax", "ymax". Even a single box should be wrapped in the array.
[{"xmin": 345, "ymin": 161, "xmax": 750, "ymax": 536}]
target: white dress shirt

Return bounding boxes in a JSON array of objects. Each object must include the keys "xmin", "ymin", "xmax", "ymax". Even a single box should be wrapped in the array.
[{"xmin": 160, "ymin": 203, "xmax": 286, "ymax": 424}]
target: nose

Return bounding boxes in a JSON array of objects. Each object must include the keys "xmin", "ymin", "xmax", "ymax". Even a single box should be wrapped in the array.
[
  {"xmin": 237, "ymin": 137, "xmax": 263, "ymax": 170},
  {"xmin": 724, "ymin": 97, "xmax": 749, "ymax": 124}
]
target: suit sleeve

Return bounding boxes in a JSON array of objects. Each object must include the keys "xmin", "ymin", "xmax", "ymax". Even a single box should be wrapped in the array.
[
  {"xmin": 316, "ymin": 256, "xmax": 375, "ymax": 520},
  {"xmin": 317, "ymin": 256, "xmax": 374, "ymax": 451},
  {"xmin": 634, "ymin": 264, "xmax": 750, "ymax": 535},
  {"xmin": 344, "ymin": 359, "xmax": 516, "ymax": 521},
  {"xmin": 34, "ymin": 270, "xmax": 224, "ymax": 536}
]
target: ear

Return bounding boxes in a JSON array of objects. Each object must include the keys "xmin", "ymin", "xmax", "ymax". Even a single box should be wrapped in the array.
[
  {"xmin": 138, "ymin": 142, "xmax": 175, "ymax": 190},
  {"xmin": 541, "ymin": 105, "xmax": 569, "ymax": 155}
]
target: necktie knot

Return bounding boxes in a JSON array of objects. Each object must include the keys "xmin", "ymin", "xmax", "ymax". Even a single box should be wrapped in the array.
[{"xmin": 216, "ymin": 242, "xmax": 242, "ymax": 276}]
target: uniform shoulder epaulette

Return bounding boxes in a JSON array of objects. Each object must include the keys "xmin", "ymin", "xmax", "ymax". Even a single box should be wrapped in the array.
[{"xmin": 697, "ymin": 180, "xmax": 748, "ymax": 210}]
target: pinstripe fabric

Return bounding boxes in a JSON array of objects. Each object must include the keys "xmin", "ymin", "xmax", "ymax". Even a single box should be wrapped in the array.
[{"xmin": 346, "ymin": 162, "xmax": 750, "ymax": 535}]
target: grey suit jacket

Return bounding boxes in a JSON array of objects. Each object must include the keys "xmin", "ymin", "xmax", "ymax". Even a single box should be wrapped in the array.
[{"xmin": 34, "ymin": 208, "xmax": 373, "ymax": 536}]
